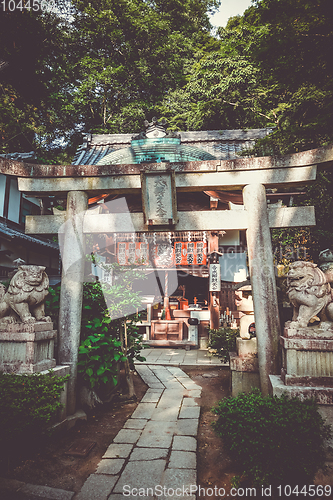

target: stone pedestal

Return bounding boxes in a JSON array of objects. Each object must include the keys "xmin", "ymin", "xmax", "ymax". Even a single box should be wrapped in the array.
[
  {"xmin": 0, "ymin": 321, "xmax": 56, "ymax": 374},
  {"xmin": 280, "ymin": 321, "xmax": 333, "ymax": 387},
  {"xmin": 230, "ymin": 337, "xmax": 260, "ymax": 397},
  {"xmin": 0, "ymin": 321, "xmax": 73, "ymax": 424},
  {"xmin": 270, "ymin": 322, "xmax": 333, "ymax": 449}
]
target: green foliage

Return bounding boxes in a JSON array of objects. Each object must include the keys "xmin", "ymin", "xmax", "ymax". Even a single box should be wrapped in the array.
[
  {"xmin": 0, "ymin": 8, "xmax": 77, "ymax": 154},
  {"xmin": 78, "ymin": 327, "xmax": 126, "ymax": 390},
  {"xmin": 213, "ymin": 390, "xmax": 331, "ymax": 488},
  {"xmin": 46, "ymin": 276, "xmax": 147, "ymax": 391},
  {"xmin": 45, "ymin": 284, "xmax": 61, "ymax": 330},
  {"xmin": 0, "ymin": 371, "xmax": 69, "ymax": 448},
  {"xmin": 79, "ymin": 277, "xmax": 147, "ymax": 390},
  {"xmin": 1, "ymin": 0, "xmax": 220, "ymax": 156},
  {"xmin": 208, "ymin": 327, "xmax": 239, "ymax": 362}
]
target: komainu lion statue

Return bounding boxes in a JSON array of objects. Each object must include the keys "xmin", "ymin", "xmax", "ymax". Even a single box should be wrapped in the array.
[
  {"xmin": 287, "ymin": 261, "xmax": 333, "ymax": 327},
  {"xmin": 0, "ymin": 265, "xmax": 51, "ymax": 324}
]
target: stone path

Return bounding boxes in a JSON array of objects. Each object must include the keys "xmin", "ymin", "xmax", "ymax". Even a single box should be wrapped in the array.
[
  {"xmin": 138, "ymin": 347, "xmax": 225, "ymax": 366},
  {"xmin": 76, "ymin": 364, "xmax": 202, "ymax": 500},
  {"xmin": 0, "ymin": 350, "xmax": 223, "ymax": 499}
]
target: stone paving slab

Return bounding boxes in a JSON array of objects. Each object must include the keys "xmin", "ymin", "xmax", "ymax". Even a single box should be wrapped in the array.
[
  {"xmin": 157, "ymin": 394, "xmax": 184, "ymax": 409},
  {"xmin": 163, "ymin": 381, "xmax": 185, "ymax": 390},
  {"xmin": 147, "ymin": 383, "xmax": 166, "ymax": 389},
  {"xmin": 102, "ymin": 443, "xmax": 133, "ymax": 459},
  {"xmin": 166, "ymin": 366, "xmax": 189, "ymax": 377},
  {"xmin": 187, "ymin": 389, "xmax": 202, "ymax": 398},
  {"xmin": 141, "ymin": 390, "xmax": 163, "ymax": 403},
  {"xmin": 123, "ymin": 418, "xmax": 148, "ymax": 429},
  {"xmin": 130, "ymin": 403, "xmax": 156, "ymax": 420},
  {"xmin": 179, "ymin": 406, "xmax": 200, "ymax": 419},
  {"xmin": 169, "ymin": 450, "xmax": 197, "ymax": 469},
  {"xmin": 136, "ymin": 348, "xmax": 226, "ymax": 366},
  {"xmin": 129, "ymin": 447, "xmax": 168, "ymax": 461},
  {"xmin": 175, "ymin": 377, "xmax": 192, "ymax": 385},
  {"xmin": 136, "ymin": 421, "xmax": 176, "ymax": 448},
  {"xmin": 135, "ymin": 365, "xmax": 165, "ymax": 388},
  {"xmin": 161, "ymin": 469, "xmax": 196, "ymax": 500},
  {"xmin": 151, "ymin": 406, "xmax": 180, "ymax": 421},
  {"xmin": 181, "ymin": 397, "xmax": 199, "ymax": 407},
  {"xmin": 95, "ymin": 459, "xmax": 125, "ymax": 475},
  {"xmin": 76, "ymin": 474, "xmax": 118, "ymax": 500},
  {"xmin": 113, "ymin": 429, "xmax": 142, "ymax": 444},
  {"xmin": 113, "ymin": 460, "xmax": 166, "ymax": 494},
  {"xmin": 150, "ymin": 367, "xmax": 175, "ymax": 380},
  {"xmin": 172, "ymin": 436, "xmax": 197, "ymax": 452},
  {"xmin": 176, "ymin": 419, "xmax": 199, "ymax": 436},
  {"xmin": 178, "ymin": 380, "xmax": 200, "ymax": 390}
]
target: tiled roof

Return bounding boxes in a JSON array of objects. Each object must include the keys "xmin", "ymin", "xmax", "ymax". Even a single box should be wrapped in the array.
[
  {"xmin": 0, "ymin": 151, "xmax": 36, "ymax": 161},
  {"xmin": 0, "ymin": 223, "xmax": 59, "ymax": 251},
  {"xmin": 72, "ymin": 129, "xmax": 272, "ymax": 165}
]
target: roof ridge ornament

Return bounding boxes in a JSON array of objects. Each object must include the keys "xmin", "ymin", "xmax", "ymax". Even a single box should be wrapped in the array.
[{"xmin": 132, "ymin": 117, "xmax": 180, "ymax": 140}]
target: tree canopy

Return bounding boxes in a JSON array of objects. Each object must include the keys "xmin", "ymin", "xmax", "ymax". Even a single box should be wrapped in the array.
[
  {"xmin": 161, "ymin": 0, "xmax": 333, "ymax": 155},
  {"xmin": 0, "ymin": 0, "xmax": 219, "ymax": 158},
  {"xmin": 1, "ymin": 0, "xmax": 333, "ymax": 254}
]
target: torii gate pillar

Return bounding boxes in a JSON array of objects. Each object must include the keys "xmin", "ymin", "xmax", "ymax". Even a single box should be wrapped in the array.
[
  {"xmin": 243, "ymin": 183, "xmax": 281, "ymax": 395},
  {"xmin": 58, "ymin": 191, "xmax": 88, "ymax": 414}
]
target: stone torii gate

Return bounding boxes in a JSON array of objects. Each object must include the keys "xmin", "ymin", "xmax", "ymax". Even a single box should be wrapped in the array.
[{"xmin": 2, "ymin": 144, "xmax": 332, "ymax": 414}]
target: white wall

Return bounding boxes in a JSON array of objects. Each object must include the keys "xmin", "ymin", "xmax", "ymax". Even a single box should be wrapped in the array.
[
  {"xmin": 0, "ymin": 175, "xmax": 6, "ymax": 217},
  {"xmin": 219, "ymin": 230, "xmax": 240, "ymax": 246},
  {"xmin": 8, "ymin": 178, "xmax": 21, "ymax": 223}
]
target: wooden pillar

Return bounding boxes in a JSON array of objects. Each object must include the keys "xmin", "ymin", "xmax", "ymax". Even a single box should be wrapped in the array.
[
  {"xmin": 243, "ymin": 184, "xmax": 280, "ymax": 395},
  {"xmin": 164, "ymin": 270, "xmax": 171, "ymax": 320},
  {"xmin": 58, "ymin": 191, "xmax": 88, "ymax": 415},
  {"xmin": 209, "ymin": 232, "xmax": 220, "ymax": 329}
]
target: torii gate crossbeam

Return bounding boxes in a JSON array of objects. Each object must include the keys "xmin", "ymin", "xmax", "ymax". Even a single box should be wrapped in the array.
[{"xmin": 2, "ymin": 144, "xmax": 332, "ymax": 413}]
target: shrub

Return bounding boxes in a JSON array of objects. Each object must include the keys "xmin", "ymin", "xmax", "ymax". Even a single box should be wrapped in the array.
[
  {"xmin": 46, "ymin": 281, "xmax": 147, "ymax": 392},
  {"xmin": 0, "ymin": 371, "xmax": 69, "ymax": 449},
  {"xmin": 77, "ymin": 317, "xmax": 127, "ymax": 390},
  {"xmin": 208, "ymin": 327, "xmax": 239, "ymax": 362},
  {"xmin": 213, "ymin": 389, "xmax": 331, "ymax": 488}
]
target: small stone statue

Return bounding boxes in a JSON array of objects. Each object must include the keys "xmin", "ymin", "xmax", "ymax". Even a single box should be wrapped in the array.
[
  {"xmin": 235, "ymin": 285, "xmax": 255, "ymax": 339},
  {"xmin": 319, "ymin": 248, "xmax": 333, "ymax": 283},
  {"xmin": 286, "ymin": 261, "xmax": 333, "ymax": 327},
  {"xmin": 0, "ymin": 265, "xmax": 51, "ymax": 324}
]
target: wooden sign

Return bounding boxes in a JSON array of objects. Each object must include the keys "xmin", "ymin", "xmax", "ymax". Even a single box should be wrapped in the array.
[{"xmin": 209, "ymin": 263, "xmax": 221, "ymax": 292}]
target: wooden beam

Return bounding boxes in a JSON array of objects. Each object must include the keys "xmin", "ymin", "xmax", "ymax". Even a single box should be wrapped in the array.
[
  {"xmin": 25, "ymin": 206, "xmax": 315, "ymax": 235},
  {"xmin": 18, "ymin": 165, "xmax": 317, "ymax": 196}
]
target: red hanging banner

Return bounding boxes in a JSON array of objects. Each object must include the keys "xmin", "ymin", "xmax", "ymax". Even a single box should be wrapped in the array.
[{"xmin": 174, "ymin": 241, "xmax": 207, "ymax": 266}]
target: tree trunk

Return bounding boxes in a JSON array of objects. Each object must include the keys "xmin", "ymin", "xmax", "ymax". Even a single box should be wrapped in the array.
[{"xmin": 120, "ymin": 322, "xmax": 136, "ymax": 399}]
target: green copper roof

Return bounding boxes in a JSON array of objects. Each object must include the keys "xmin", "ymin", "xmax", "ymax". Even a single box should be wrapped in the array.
[{"xmin": 96, "ymin": 137, "xmax": 216, "ymax": 165}]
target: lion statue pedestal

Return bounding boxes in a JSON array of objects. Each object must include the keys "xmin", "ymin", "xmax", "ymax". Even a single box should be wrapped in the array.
[
  {"xmin": 0, "ymin": 265, "xmax": 58, "ymax": 373},
  {"xmin": 270, "ymin": 260, "xmax": 333, "ymax": 445},
  {"xmin": 0, "ymin": 321, "xmax": 57, "ymax": 374},
  {"xmin": 0, "ymin": 266, "xmax": 71, "ymax": 422}
]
